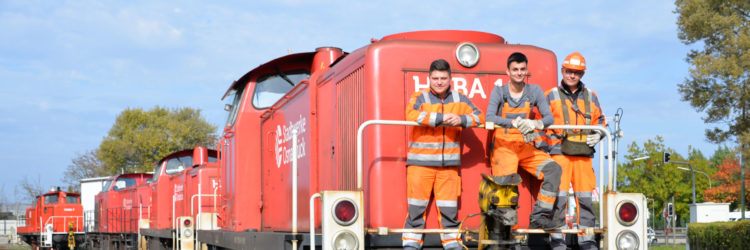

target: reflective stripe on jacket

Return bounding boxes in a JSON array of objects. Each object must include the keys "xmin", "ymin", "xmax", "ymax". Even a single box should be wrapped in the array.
[
  {"xmin": 544, "ymin": 82, "xmax": 606, "ymax": 156},
  {"xmin": 405, "ymin": 87, "xmax": 484, "ymax": 167}
]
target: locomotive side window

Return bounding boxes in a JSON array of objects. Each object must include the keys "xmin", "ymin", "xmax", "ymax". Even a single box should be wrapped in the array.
[
  {"xmin": 65, "ymin": 196, "xmax": 79, "ymax": 204},
  {"xmin": 102, "ymin": 179, "xmax": 113, "ymax": 192},
  {"xmin": 252, "ymin": 70, "xmax": 310, "ymax": 109},
  {"xmin": 44, "ymin": 194, "xmax": 58, "ymax": 204},
  {"xmin": 165, "ymin": 155, "xmax": 193, "ymax": 175},
  {"xmin": 152, "ymin": 162, "xmax": 164, "ymax": 182},
  {"xmin": 224, "ymin": 84, "xmax": 246, "ymax": 127}
]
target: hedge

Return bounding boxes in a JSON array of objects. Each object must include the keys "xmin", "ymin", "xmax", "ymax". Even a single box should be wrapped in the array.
[{"xmin": 688, "ymin": 220, "xmax": 750, "ymax": 249}]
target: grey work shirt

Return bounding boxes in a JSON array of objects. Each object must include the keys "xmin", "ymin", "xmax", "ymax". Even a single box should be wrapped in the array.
[{"xmin": 485, "ymin": 83, "xmax": 554, "ymax": 128}]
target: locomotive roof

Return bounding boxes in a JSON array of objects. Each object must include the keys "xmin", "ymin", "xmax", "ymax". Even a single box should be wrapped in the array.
[{"xmin": 380, "ymin": 30, "xmax": 504, "ymax": 43}]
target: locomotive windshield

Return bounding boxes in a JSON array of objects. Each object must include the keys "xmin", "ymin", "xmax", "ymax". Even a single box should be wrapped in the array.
[
  {"xmin": 65, "ymin": 195, "xmax": 79, "ymax": 204},
  {"xmin": 44, "ymin": 194, "xmax": 58, "ymax": 204},
  {"xmin": 165, "ymin": 155, "xmax": 193, "ymax": 175},
  {"xmin": 252, "ymin": 70, "xmax": 310, "ymax": 109},
  {"xmin": 112, "ymin": 177, "xmax": 137, "ymax": 191},
  {"xmin": 224, "ymin": 84, "xmax": 246, "ymax": 127}
]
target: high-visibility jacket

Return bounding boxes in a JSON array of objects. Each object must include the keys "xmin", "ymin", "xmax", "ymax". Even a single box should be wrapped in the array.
[
  {"xmin": 544, "ymin": 82, "xmax": 606, "ymax": 156},
  {"xmin": 405, "ymin": 87, "xmax": 484, "ymax": 167}
]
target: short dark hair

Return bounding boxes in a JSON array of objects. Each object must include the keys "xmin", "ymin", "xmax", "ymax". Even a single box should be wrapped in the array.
[
  {"xmin": 507, "ymin": 52, "xmax": 528, "ymax": 68},
  {"xmin": 429, "ymin": 59, "xmax": 451, "ymax": 75}
]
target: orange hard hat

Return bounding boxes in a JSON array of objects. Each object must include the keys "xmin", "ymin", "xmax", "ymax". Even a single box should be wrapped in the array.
[{"xmin": 562, "ymin": 52, "xmax": 586, "ymax": 71}]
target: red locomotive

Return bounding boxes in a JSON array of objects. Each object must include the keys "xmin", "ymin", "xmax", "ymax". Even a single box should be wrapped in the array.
[
  {"xmin": 193, "ymin": 30, "xmax": 646, "ymax": 249},
  {"xmin": 84, "ymin": 147, "xmax": 217, "ymax": 249},
  {"xmin": 142, "ymin": 147, "xmax": 218, "ymax": 249},
  {"xmin": 87, "ymin": 173, "xmax": 152, "ymax": 248},
  {"xmin": 18, "ymin": 188, "xmax": 85, "ymax": 249},
  {"xmin": 71, "ymin": 30, "xmax": 646, "ymax": 250}
]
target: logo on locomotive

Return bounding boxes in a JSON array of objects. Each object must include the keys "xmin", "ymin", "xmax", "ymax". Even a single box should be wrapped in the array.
[
  {"xmin": 274, "ymin": 115, "xmax": 308, "ymax": 168},
  {"xmin": 411, "ymin": 74, "xmax": 504, "ymax": 99}
]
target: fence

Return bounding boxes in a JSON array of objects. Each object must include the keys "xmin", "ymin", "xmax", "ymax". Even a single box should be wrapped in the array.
[{"xmin": 0, "ymin": 220, "xmax": 25, "ymax": 235}]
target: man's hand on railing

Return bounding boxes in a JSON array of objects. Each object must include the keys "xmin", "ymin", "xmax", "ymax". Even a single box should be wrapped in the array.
[{"xmin": 442, "ymin": 113, "xmax": 462, "ymax": 127}]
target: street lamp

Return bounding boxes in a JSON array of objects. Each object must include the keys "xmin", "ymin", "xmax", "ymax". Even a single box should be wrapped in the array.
[
  {"xmin": 633, "ymin": 156, "xmax": 650, "ymax": 161},
  {"xmin": 677, "ymin": 167, "xmax": 712, "ymax": 189},
  {"xmin": 668, "ymin": 159, "xmax": 697, "ymax": 204}
]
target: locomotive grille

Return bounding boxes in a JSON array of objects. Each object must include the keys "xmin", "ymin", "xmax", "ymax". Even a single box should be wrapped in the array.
[{"xmin": 337, "ymin": 66, "xmax": 364, "ymax": 191}]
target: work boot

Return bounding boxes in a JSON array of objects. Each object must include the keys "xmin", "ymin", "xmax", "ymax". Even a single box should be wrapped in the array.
[{"xmin": 529, "ymin": 213, "xmax": 565, "ymax": 230}]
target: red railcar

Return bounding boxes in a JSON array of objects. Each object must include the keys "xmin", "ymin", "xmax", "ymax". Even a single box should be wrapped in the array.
[
  {"xmin": 87, "ymin": 173, "xmax": 152, "ymax": 248},
  {"xmin": 141, "ymin": 147, "xmax": 219, "ymax": 249},
  {"xmin": 198, "ymin": 30, "xmax": 556, "ymax": 249},
  {"xmin": 193, "ymin": 30, "xmax": 647, "ymax": 250},
  {"xmin": 17, "ymin": 189, "xmax": 84, "ymax": 249}
]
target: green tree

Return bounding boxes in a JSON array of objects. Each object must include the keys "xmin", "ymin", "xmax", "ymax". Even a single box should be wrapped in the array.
[
  {"xmin": 98, "ymin": 106, "xmax": 217, "ymax": 174},
  {"xmin": 676, "ymin": 0, "xmax": 750, "ymax": 212},
  {"xmin": 709, "ymin": 145, "xmax": 737, "ymax": 168},
  {"xmin": 618, "ymin": 136, "xmax": 712, "ymax": 227}
]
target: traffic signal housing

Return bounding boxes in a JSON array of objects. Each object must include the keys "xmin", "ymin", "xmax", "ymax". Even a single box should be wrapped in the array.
[
  {"xmin": 663, "ymin": 152, "xmax": 671, "ymax": 163},
  {"xmin": 667, "ymin": 203, "xmax": 674, "ymax": 217}
]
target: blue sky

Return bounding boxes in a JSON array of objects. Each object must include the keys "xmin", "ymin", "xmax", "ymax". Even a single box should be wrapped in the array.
[{"xmin": 0, "ymin": 0, "xmax": 724, "ymax": 202}]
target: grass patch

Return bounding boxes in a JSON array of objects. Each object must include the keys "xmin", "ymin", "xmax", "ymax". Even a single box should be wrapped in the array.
[{"xmin": 650, "ymin": 245, "xmax": 687, "ymax": 250}]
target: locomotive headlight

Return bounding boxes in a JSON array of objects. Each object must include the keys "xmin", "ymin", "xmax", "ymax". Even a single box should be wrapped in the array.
[
  {"xmin": 456, "ymin": 42, "xmax": 480, "ymax": 68},
  {"xmin": 332, "ymin": 230, "xmax": 358, "ymax": 250},
  {"xmin": 332, "ymin": 198, "xmax": 358, "ymax": 226},
  {"xmin": 616, "ymin": 230, "xmax": 639, "ymax": 250},
  {"xmin": 616, "ymin": 201, "xmax": 638, "ymax": 226}
]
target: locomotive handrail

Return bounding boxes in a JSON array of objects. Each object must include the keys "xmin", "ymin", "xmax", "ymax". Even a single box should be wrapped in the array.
[
  {"xmin": 43, "ymin": 215, "xmax": 84, "ymax": 233},
  {"xmin": 356, "ymin": 120, "xmax": 611, "ymax": 229},
  {"xmin": 364, "ymin": 227, "xmax": 605, "ymax": 235},
  {"xmin": 356, "ymin": 120, "xmax": 612, "ymax": 189}
]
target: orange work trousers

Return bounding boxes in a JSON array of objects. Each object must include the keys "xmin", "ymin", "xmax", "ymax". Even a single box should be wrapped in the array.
[
  {"xmin": 403, "ymin": 165, "xmax": 461, "ymax": 249},
  {"xmin": 550, "ymin": 154, "xmax": 597, "ymax": 249},
  {"xmin": 491, "ymin": 140, "xmax": 559, "ymax": 208}
]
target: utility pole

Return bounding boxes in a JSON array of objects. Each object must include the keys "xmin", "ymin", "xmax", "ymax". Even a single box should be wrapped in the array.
[
  {"xmin": 741, "ymin": 107, "xmax": 747, "ymax": 220},
  {"xmin": 611, "ymin": 108, "xmax": 623, "ymax": 191}
]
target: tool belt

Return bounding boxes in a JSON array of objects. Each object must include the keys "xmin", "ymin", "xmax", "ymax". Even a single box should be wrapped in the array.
[{"xmin": 561, "ymin": 133, "xmax": 594, "ymax": 156}]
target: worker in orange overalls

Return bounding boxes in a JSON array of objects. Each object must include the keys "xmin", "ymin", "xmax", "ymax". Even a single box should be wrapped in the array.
[
  {"xmin": 486, "ymin": 52, "xmax": 564, "ymax": 229},
  {"xmin": 545, "ymin": 52, "xmax": 605, "ymax": 250},
  {"xmin": 402, "ymin": 59, "xmax": 484, "ymax": 250}
]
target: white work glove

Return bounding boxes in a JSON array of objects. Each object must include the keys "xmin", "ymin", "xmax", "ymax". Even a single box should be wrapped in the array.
[
  {"xmin": 523, "ymin": 132, "xmax": 538, "ymax": 143},
  {"xmin": 511, "ymin": 117, "xmax": 524, "ymax": 131},
  {"xmin": 514, "ymin": 119, "xmax": 532, "ymax": 134},
  {"xmin": 586, "ymin": 132, "xmax": 602, "ymax": 147},
  {"xmin": 529, "ymin": 120, "xmax": 544, "ymax": 130},
  {"xmin": 516, "ymin": 119, "xmax": 544, "ymax": 134}
]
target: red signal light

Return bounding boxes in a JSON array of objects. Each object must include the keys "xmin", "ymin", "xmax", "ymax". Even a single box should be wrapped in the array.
[
  {"xmin": 184, "ymin": 218, "xmax": 192, "ymax": 227},
  {"xmin": 618, "ymin": 202, "xmax": 638, "ymax": 225},
  {"xmin": 333, "ymin": 199, "xmax": 357, "ymax": 226}
]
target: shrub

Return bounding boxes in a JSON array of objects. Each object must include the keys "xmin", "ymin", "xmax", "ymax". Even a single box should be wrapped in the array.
[{"xmin": 688, "ymin": 220, "xmax": 750, "ymax": 249}]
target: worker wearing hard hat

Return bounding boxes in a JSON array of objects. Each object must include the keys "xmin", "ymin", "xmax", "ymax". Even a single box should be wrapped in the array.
[
  {"xmin": 402, "ymin": 59, "xmax": 484, "ymax": 250},
  {"xmin": 545, "ymin": 52, "xmax": 605, "ymax": 250},
  {"xmin": 485, "ymin": 52, "xmax": 564, "ymax": 229}
]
